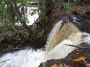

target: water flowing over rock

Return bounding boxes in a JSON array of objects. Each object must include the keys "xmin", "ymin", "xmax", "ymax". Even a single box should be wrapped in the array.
[
  {"xmin": 0, "ymin": 49, "xmax": 45, "ymax": 67},
  {"xmin": 0, "ymin": 15, "xmax": 90, "ymax": 67}
]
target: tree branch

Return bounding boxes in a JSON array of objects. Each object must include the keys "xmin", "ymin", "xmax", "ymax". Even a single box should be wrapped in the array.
[{"xmin": 8, "ymin": 0, "xmax": 32, "ymax": 37}]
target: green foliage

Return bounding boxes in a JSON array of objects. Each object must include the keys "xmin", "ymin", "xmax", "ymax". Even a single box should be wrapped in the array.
[
  {"xmin": 63, "ymin": 3, "xmax": 70, "ymax": 12},
  {"xmin": 0, "ymin": 30, "xmax": 29, "ymax": 44},
  {"xmin": 16, "ymin": 0, "xmax": 32, "ymax": 3},
  {"xmin": 59, "ymin": 0, "xmax": 70, "ymax": 13},
  {"xmin": 0, "ymin": 0, "xmax": 9, "ymax": 18},
  {"xmin": 0, "ymin": 0, "xmax": 33, "ymax": 45},
  {"xmin": 59, "ymin": 0, "xmax": 86, "ymax": 12},
  {"xmin": 74, "ymin": 0, "xmax": 85, "ymax": 5},
  {"xmin": 16, "ymin": 0, "xmax": 26, "ymax": 3},
  {"xmin": 0, "ymin": 22, "xmax": 13, "ymax": 32}
]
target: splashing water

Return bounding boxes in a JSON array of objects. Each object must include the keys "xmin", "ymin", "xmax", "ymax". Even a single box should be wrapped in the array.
[
  {"xmin": 0, "ymin": 19, "xmax": 90, "ymax": 67},
  {"xmin": 46, "ymin": 20, "xmax": 63, "ymax": 48},
  {"xmin": 0, "ymin": 20, "xmax": 63, "ymax": 67},
  {"xmin": 0, "ymin": 40, "xmax": 80, "ymax": 67},
  {"xmin": 0, "ymin": 49, "xmax": 45, "ymax": 67}
]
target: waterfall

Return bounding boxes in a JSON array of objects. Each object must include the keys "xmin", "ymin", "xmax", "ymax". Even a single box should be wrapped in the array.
[
  {"xmin": 15, "ymin": 7, "xmax": 39, "ymax": 26},
  {"xmin": 0, "ymin": 18, "xmax": 90, "ymax": 67},
  {"xmin": 46, "ymin": 20, "xmax": 63, "ymax": 49}
]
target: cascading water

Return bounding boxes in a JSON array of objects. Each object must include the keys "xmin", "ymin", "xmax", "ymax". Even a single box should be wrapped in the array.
[
  {"xmin": 15, "ymin": 7, "xmax": 39, "ymax": 26},
  {"xmin": 0, "ymin": 49, "xmax": 45, "ymax": 67},
  {"xmin": 0, "ymin": 15, "xmax": 90, "ymax": 67},
  {"xmin": 0, "ymin": 20, "xmax": 67, "ymax": 67}
]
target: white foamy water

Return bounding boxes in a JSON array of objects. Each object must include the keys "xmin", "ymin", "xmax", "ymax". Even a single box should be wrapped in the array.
[
  {"xmin": 46, "ymin": 20, "xmax": 63, "ymax": 49},
  {"xmin": 0, "ymin": 18, "xmax": 90, "ymax": 67},
  {"xmin": 26, "ymin": 7, "xmax": 39, "ymax": 25},
  {"xmin": 45, "ymin": 39, "xmax": 80, "ymax": 60},
  {"xmin": 0, "ymin": 40, "xmax": 80, "ymax": 67},
  {"xmin": 82, "ymin": 32, "xmax": 90, "ymax": 44},
  {"xmin": 0, "ymin": 49, "xmax": 45, "ymax": 67},
  {"xmin": 15, "ymin": 7, "xmax": 39, "ymax": 26}
]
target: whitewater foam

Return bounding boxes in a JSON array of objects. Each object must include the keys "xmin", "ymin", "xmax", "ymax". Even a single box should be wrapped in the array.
[{"xmin": 0, "ymin": 49, "xmax": 45, "ymax": 67}]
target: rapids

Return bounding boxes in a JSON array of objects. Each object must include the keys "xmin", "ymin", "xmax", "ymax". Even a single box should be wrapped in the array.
[
  {"xmin": 0, "ymin": 18, "xmax": 90, "ymax": 67},
  {"xmin": 0, "ymin": 49, "xmax": 45, "ymax": 67}
]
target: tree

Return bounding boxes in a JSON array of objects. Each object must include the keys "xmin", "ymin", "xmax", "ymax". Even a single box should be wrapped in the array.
[{"xmin": 0, "ymin": 0, "xmax": 90, "ymax": 52}]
